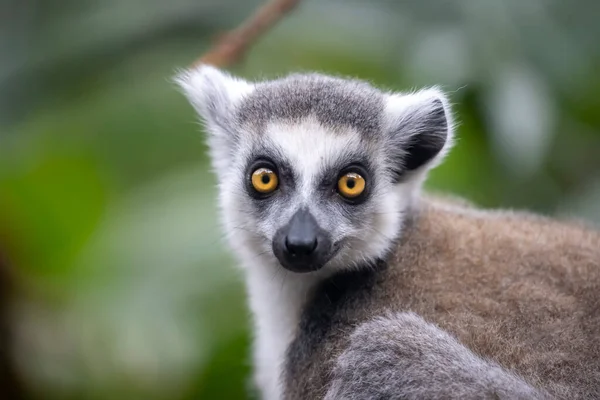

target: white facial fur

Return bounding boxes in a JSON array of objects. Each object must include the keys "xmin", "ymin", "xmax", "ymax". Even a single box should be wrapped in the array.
[{"xmin": 175, "ymin": 65, "xmax": 454, "ymax": 400}]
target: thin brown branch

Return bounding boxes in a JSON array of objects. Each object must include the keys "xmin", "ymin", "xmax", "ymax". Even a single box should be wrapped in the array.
[{"xmin": 192, "ymin": 0, "xmax": 303, "ymax": 68}]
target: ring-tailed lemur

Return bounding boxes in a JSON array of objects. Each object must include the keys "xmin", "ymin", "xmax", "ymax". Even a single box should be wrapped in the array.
[{"xmin": 176, "ymin": 65, "xmax": 600, "ymax": 400}]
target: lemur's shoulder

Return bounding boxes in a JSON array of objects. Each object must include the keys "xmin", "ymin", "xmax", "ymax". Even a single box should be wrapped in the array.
[
  {"xmin": 409, "ymin": 193, "xmax": 600, "ymax": 265},
  {"xmin": 394, "ymin": 193, "xmax": 600, "ymax": 315}
]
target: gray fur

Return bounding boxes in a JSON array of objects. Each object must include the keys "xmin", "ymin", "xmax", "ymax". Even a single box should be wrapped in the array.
[
  {"xmin": 236, "ymin": 73, "xmax": 384, "ymax": 137},
  {"xmin": 283, "ymin": 262, "xmax": 384, "ymax": 397},
  {"xmin": 325, "ymin": 312, "xmax": 550, "ymax": 400}
]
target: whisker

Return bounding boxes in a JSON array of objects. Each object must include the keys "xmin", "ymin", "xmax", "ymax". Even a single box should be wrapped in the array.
[
  {"xmin": 366, "ymin": 226, "xmax": 397, "ymax": 243},
  {"xmin": 248, "ymin": 249, "xmax": 271, "ymax": 263},
  {"xmin": 269, "ymin": 266, "xmax": 281, "ymax": 285},
  {"xmin": 277, "ymin": 268, "xmax": 287, "ymax": 297},
  {"xmin": 371, "ymin": 211, "xmax": 407, "ymax": 216},
  {"xmin": 229, "ymin": 225, "xmax": 270, "ymax": 242}
]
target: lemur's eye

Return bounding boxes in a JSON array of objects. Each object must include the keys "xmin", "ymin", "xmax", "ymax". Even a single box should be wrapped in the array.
[
  {"xmin": 338, "ymin": 172, "xmax": 366, "ymax": 199},
  {"xmin": 251, "ymin": 168, "xmax": 279, "ymax": 194}
]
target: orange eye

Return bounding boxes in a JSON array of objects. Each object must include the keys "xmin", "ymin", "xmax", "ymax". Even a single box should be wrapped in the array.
[
  {"xmin": 338, "ymin": 172, "xmax": 366, "ymax": 198},
  {"xmin": 251, "ymin": 168, "xmax": 279, "ymax": 194}
]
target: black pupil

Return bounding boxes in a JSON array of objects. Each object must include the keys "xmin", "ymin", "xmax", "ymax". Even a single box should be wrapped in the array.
[
  {"xmin": 346, "ymin": 178, "xmax": 356, "ymax": 189},
  {"xmin": 261, "ymin": 174, "xmax": 271, "ymax": 184}
]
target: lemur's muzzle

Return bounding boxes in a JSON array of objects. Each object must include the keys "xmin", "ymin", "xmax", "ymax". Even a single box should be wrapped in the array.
[{"xmin": 272, "ymin": 208, "xmax": 333, "ymax": 273}]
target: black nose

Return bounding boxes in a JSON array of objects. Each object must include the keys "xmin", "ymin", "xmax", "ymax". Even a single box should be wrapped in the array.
[
  {"xmin": 272, "ymin": 209, "xmax": 333, "ymax": 273},
  {"xmin": 285, "ymin": 235, "xmax": 318, "ymax": 257}
]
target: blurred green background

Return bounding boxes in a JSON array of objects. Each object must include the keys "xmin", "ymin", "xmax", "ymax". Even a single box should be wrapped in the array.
[{"xmin": 1, "ymin": 0, "xmax": 599, "ymax": 399}]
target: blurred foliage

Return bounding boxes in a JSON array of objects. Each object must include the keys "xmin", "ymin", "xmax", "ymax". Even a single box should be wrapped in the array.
[{"xmin": 0, "ymin": 0, "xmax": 599, "ymax": 399}]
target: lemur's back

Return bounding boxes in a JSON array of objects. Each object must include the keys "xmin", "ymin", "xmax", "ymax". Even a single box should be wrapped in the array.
[{"xmin": 285, "ymin": 197, "xmax": 600, "ymax": 400}]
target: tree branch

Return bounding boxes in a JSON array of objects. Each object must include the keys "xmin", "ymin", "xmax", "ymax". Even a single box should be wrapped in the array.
[{"xmin": 192, "ymin": 0, "xmax": 303, "ymax": 68}]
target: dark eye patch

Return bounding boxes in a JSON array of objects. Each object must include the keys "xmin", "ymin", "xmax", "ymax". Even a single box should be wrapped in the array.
[
  {"xmin": 314, "ymin": 153, "xmax": 373, "ymax": 206},
  {"xmin": 243, "ymin": 148, "xmax": 297, "ymax": 201}
]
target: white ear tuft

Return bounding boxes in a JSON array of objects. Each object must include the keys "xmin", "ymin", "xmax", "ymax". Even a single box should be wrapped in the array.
[
  {"xmin": 383, "ymin": 87, "xmax": 455, "ymax": 180},
  {"xmin": 174, "ymin": 65, "xmax": 255, "ymax": 172},
  {"xmin": 175, "ymin": 64, "xmax": 254, "ymax": 133}
]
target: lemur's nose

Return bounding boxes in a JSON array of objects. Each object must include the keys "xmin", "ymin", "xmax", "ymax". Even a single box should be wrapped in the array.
[
  {"xmin": 284, "ymin": 209, "xmax": 319, "ymax": 256},
  {"xmin": 273, "ymin": 208, "xmax": 333, "ymax": 273},
  {"xmin": 285, "ymin": 235, "xmax": 318, "ymax": 256}
]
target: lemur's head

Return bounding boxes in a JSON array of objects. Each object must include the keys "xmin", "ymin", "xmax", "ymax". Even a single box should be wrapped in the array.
[{"xmin": 177, "ymin": 66, "xmax": 454, "ymax": 273}]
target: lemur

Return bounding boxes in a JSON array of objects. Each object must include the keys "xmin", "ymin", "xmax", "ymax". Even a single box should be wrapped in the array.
[{"xmin": 176, "ymin": 65, "xmax": 600, "ymax": 400}]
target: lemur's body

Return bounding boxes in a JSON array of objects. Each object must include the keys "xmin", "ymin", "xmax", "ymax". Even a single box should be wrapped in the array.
[{"xmin": 176, "ymin": 66, "xmax": 600, "ymax": 400}]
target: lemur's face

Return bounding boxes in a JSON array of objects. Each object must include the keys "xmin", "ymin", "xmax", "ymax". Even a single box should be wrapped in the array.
[
  {"xmin": 230, "ymin": 117, "xmax": 395, "ymax": 273},
  {"xmin": 177, "ymin": 67, "xmax": 453, "ymax": 273}
]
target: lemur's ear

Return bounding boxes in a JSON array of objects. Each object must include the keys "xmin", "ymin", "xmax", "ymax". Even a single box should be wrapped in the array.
[
  {"xmin": 175, "ymin": 65, "xmax": 254, "ymax": 170},
  {"xmin": 383, "ymin": 88, "xmax": 454, "ymax": 181}
]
